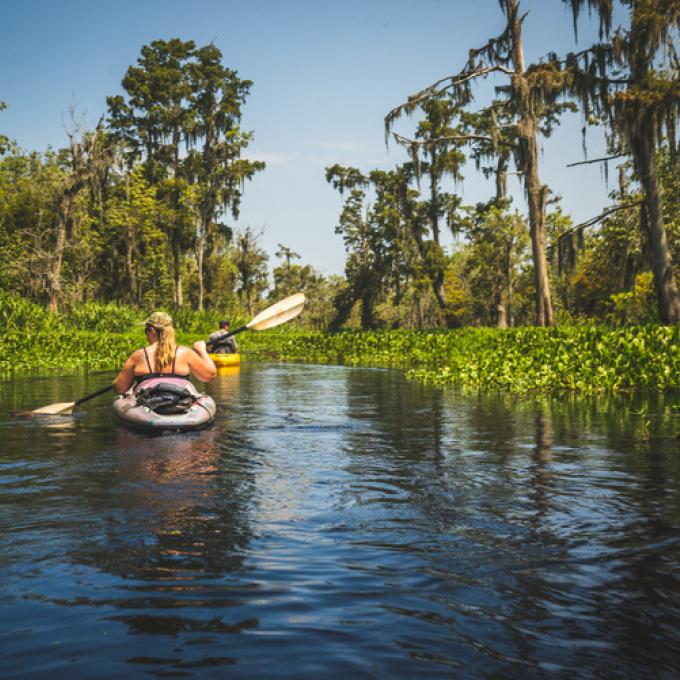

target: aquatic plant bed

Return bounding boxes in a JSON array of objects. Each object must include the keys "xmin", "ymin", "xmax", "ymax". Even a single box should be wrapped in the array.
[
  {"xmin": 1, "ymin": 286, "xmax": 678, "ymax": 394},
  {"xmin": 244, "ymin": 326, "xmax": 680, "ymax": 394}
]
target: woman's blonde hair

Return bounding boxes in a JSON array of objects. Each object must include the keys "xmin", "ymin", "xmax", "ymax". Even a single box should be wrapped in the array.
[
  {"xmin": 155, "ymin": 324, "xmax": 176, "ymax": 371},
  {"xmin": 143, "ymin": 311, "xmax": 176, "ymax": 371}
]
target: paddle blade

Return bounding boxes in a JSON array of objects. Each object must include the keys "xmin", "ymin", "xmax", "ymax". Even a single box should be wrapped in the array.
[
  {"xmin": 31, "ymin": 401, "xmax": 76, "ymax": 416},
  {"xmin": 246, "ymin": 293, "xmax": 306, "ymax": 331}
]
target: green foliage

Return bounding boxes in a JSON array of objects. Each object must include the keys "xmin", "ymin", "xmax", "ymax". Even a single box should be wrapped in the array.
[
  {"xmin": 243, "ymin": 324, "xmax": 680, "ymax": 395},
  {"xmin": 0, "ymin": 291, "xmax": 54, "ymax": 329},
  {"xmin": 2, "ymin": 286, "xmax": 679, "ymax": 396},
  {"xmin": 607, "ymin": 271, "xmax": 658, "ymax": 325},
  {"xmin": 460, "ymin": 204, "xmax": 530, "ymax": 325},
  {"xmin": 0, "ymin": 295, "xmax": 135, "ymax": 374},
  {"xmin": 270, "ymin": 259, "xmax": 342, "ymax": 330},
  {"xmin": 169, "ymin": 306, "xmax": 233, "ymax": 334},
  {"xmin": 1, "ymin": 296, "xmax": 92, "ymax": 373},
  {"xmin": 5, "ymin": 22, "xmax": 680, "ymax": 332},
  {"xmin": 107, "ymin": 38, "xmax": 264, "ymax": 310},
  {"xmin": 0, "ymin": 327, "xmax": 135, "ymax": 375},
  {"xmin": 0, "ymin": 293, "xmax": 250, "ymax": 376},
  {"xmin": 0, "ymin": 101, "xmax": 10, "ymax": 155},
  {"xmin": 63, "ymin": 302, "xmax": 141, "ymax": 333},
  {"xmin": 233, "ymin": 226, "xmax": 269, "ymax": 315}
]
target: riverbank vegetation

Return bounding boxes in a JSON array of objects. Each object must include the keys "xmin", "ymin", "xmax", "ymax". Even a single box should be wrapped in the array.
[
  {"xmin": 2, "ymin": 292, "xmax": 678, "ymax": 395},
  {"xmin": 1, "ymin": 3, "xmax": 678, "ymax": 393},
  {"xmin": 246, "ymin": 326, "xmax": 680, "ymax": 394}
]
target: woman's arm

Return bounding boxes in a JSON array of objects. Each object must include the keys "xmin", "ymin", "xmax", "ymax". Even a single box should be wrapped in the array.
[
  {"xmin": 189, "ymin": 341, "xmax": 217, "ymax": 382},
  {"xmin": 113, "ymin": 352, "xmax": 138, "ymax": 394}
]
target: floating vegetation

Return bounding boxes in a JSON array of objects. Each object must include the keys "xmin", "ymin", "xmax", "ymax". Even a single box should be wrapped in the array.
[
  {"xmin": 244, "ymin": 325, "xmax": 680, "ymax": 395},
  {"xmin": 2, "ymin": 293, "xmax": 679, "ymax": 394}
]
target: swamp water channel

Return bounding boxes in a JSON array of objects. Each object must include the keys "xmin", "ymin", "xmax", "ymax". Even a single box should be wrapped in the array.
[{"xmin": 1, "ymin": 363, "xmax": 680, "ymax": 678}]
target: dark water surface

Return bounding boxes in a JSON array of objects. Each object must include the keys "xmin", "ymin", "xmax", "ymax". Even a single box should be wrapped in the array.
[{"xmin": 1, "ymin": 363, "xmax": 680, "ymax": 678}]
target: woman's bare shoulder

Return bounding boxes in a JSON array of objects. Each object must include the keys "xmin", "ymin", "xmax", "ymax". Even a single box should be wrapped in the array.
[
  {"xmin": 121, "ymin": 347, "xmax": 143, "ymax": 368},
  {"xmin": 175, "ymin": 345, "xmax": 193, "ymax": 359},
  {"xmin": 130, "ymin": 346, "xmax": 154, "ymax": 362}
]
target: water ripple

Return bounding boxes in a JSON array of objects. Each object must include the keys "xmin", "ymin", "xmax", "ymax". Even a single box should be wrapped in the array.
[{"xmin": 2, "ymin": 365, "xmax": 680, "ymax": 677}]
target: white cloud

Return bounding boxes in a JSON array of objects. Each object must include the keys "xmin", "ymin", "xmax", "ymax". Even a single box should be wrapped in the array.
[
  {"xmin": 245, "ymin": 143, "xmax": 394, "ymax": 169},
  {"xmin": 318, "ymin": 141, "xmax": 378, "ymax": 154},
  {"xmin": 242, "ymin": 150, "xmax": 290, "ymax": 166}
]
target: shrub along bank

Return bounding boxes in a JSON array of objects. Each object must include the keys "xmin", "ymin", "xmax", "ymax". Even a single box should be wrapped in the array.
[
  {"xmin": 0, "ymin": 325, "xmax": 208, "ymax": 376},
  {"xmin": 0, "ymin": 293, "xmax": 225, "ymax": 375}
]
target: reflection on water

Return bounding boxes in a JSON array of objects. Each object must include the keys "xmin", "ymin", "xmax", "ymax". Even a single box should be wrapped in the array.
[{"xmin": 1, "ymin": 364, "xmax": 680, "ymax": 678}]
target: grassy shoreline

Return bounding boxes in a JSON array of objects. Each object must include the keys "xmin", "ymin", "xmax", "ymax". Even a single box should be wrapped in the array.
[
  {"xmin": 1, "ymin": 302, "xmax": 678, "ymax": 394},
  {"xmin": 243, "ymin": 326, "xmax": 680, "ymax": 394}
]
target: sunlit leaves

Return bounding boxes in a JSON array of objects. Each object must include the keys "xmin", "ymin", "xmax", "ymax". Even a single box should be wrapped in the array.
[{"xmin": 241, "ymin": 324, "xmax": 680, "ymax": 395}]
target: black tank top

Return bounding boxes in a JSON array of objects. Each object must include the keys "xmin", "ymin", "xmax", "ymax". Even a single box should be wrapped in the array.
[{"xmin": 133, "ymin": 346, "xmax": 191, "ymax": 386}]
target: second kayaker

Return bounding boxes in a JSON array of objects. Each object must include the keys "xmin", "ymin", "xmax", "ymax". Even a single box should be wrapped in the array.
[{"xmin": 207, "ymin": 320, "xmax": 239, "ymax": 354}]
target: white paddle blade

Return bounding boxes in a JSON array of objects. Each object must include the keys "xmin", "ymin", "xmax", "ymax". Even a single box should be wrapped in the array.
[
  {"xmin": 252, "ymin": 301, "xmax": 305, "ymax": 330},
  {"xmin": 246, "ymin": 293, "xmax": 306, "ymax": 331},
  {"xmin": 31, "ymin": 401, "xmax": 76, "ymax": 416}
]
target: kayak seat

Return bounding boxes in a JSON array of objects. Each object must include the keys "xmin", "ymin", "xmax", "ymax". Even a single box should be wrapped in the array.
[{"xmin": 135, "ymin": 381, "xmax": 199, "ymax": 416}]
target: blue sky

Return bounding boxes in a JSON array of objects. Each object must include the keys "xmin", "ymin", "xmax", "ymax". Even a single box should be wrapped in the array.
[{"xmin": 1, "ymin": 0, "xmax": 623, "ymax": 276}]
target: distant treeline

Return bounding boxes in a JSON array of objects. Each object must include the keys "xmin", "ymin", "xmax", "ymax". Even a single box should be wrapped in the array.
[{"xmin": 1, "ymin": 1, "xmax": 679, "ymax": 331}]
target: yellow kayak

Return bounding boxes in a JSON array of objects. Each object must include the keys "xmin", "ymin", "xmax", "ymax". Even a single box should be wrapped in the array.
[{"xmin": 209, "ymin": 353, "xmax": 241, "ymax": 367}]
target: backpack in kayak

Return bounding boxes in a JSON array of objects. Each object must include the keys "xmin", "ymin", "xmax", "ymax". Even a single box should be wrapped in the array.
[{"xmin": 135, "ymin": 381, "xmax": 198, "ymax": 415}]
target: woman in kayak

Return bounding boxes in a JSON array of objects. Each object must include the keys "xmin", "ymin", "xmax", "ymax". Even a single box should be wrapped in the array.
[{"xmin": 113, "ymin": 311, "xmax": 217, "ymax": 394}]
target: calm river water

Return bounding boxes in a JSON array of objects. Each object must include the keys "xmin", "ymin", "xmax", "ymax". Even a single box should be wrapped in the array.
[{"xmin": 1, "ymin": 363, "xmax": 680, "ymax": 678}]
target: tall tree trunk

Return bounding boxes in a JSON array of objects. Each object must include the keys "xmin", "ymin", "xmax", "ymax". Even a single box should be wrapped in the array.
[
  {"xmin": 126, "ymin": 226, "xmax": 137, "ymax": 304},
  {"xmin": 198, "ymin": 121, "xmax": 216, "ymax": 313},
  {"xmin": 495, "ymin": 153, "xmax": 510, "ymax": 327},
  {"xmin": 48, "ymin": 198, "xmax": 70, "ymax": 313},
  {"xmin": 196, "ymin": 221, "xmax": 206, "ymax": 311},
  {"xmin": 495, "ymin": 154, "xmax": 508, "ymax": 203},
  {"xmin": 246, "ymin": 284, "xmax": 253, "ymax": 316},
  {"xmin": 495, "ymin": 263, "xmax": 507, "ymax": 328},
  {"xmin": 428, "ymin": 148, "xmax": 451, "ymax": 320},
  {"xmin": 48, "ymin": 215, "xmax": 66, "ymax": 312},
  {"xmin": 505, "ymin": 240, "xmax": 515, "ymax": 327},
  {"xmin": 123, "ymin": 177, "xmax": 138, "ymax": 304},
  {"xmin": 629, "ymin": 112, "xmax": 680, "ymax": 323},
  {"xmin": 429, "ymin": 148, "xmax": 440, "ymax": 246},
  {"xmin": 172, "ymin": 129, "xmax": 184, "ymax": 308},
  {"xmin": 172, "ymin": 237, "xmax": 183, "ymax": 306},
  {"xmin": 523, "ymin": 135, "xmax": 554, "ymax": 326},
  {"xmin": 508, "ymin": 0, "xmax": 554, "ymax": 326}
]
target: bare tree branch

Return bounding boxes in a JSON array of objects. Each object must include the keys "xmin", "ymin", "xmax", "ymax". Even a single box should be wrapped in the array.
[
  {"xmin": 548, "ymin": 201, "xmax": 643, "ymax": 251},
  {"xmin": 392, "ymin": 131, "xmax": 517, "ymax": 150},
  {"xmin": 566, "ymin": 153, "xmax": 628, "ymax": 168},
  {"xmin": 384, "ymin": 64, "xmax": 516, "ymax": 142}
]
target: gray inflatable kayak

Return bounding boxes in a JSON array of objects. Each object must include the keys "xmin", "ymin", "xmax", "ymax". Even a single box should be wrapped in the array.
[{"xmin": 113, "ymin": 377, "xmax": 216, "ymax": 432}]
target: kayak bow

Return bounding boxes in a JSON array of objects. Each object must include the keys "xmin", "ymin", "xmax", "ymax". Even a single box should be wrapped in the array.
[
  {"xmin": 113, "ymin": 377, "xmax": 216, "ymax": 433},
  {"xmin": 209, "ymin": 353, "xmax": 241, "ymax": 367}
]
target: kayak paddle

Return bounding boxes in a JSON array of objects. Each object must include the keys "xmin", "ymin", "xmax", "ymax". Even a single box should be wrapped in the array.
[
  {"xmin": 207, "ymin": 292, "xmax": 306, "ymax": 350},
  {"xmin": 25, "ymin": 292, "xmax": 306, "ymax": 416},
  {"xmin": 29, "ymin": 384, "xmax": 113, "ymax": 416}
]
